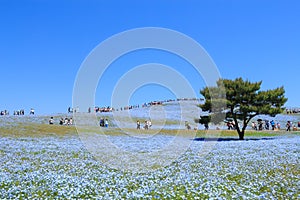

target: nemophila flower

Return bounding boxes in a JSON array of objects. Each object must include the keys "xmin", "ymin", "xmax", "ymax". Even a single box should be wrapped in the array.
[{"xmin": 0, "ymin": 133, "xmax": 299, "ymax": 199}]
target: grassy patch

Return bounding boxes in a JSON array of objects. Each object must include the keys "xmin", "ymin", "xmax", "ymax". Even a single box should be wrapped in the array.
[
  {"xmin": 1, "ymin": 120, "xmax": 299, "ymax": 140},
  {"xmin": 102, "ymin": 116, "xmax": 180, "ymax": 126},
  {"xmin": 195, "ymin": 129, "xmax": 299, "ymax": 139},
  {"xmin": 0, "ymin": 123, "xmax": 76, "ymax": 137}
]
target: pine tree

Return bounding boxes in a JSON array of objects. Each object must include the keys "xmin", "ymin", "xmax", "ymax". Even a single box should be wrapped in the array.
[{"xmin": 199, "ymin": 78, "xmax": 287, "ymax": 140}]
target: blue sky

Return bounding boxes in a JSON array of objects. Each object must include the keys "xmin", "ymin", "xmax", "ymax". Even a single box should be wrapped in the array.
[{"xmin": 0, "ymin": 0, "xmax": 299, "ymax": 114}]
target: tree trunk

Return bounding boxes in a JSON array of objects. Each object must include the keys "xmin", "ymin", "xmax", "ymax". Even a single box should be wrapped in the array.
[
  {"xmin": 237, "ymin": 129, "xmax": 245, "ymax": 140},
  {"xmin": 234, "ymin": 118, "xmax": 245, "ymax": 140}
]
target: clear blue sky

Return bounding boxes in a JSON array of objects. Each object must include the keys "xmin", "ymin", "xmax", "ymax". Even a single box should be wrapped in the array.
[{"xmin": 0, "ymin": 0, "xmax": 299, "ymax": 114}]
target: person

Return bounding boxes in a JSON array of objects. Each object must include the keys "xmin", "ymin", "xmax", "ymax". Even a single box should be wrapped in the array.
[
  {"xmin": 286, "ymin": 121, "xmax": 291, "ymax": 131},
  {"xmin": 293, "ymin": 125, "xmax": 298, "ymax": 131},
  {"xmin": 148, "ymin": 120, "xmax": 152, "ymax": 129},
  {"xmin": 185, "ymin": 121, "xmax": 191, "ymax": 130},
  {"xmin": 252, "ymin": 122, "xmax": 257, "ymax": 130},
  {"xmin": 227, "ymin": 121, "xmax": 234, "ymax": 130},
  {"xmin": 258, "ymin": 121, "xmax": 263, "ymax": 131},
  {"xmin": 277, "ymin": 122, "xmax": 281, "ymax": 130},
  {"xmin": 270, "ymin": 120, "xmax": 275, "ymax": 130},
  {"xmin": 100, "ymin": 118, "xmax": 104, "ymax": 127},
  {"xmin": 30, "ymin": 108, "xmax": 35, "ymax": 115},
  {"xmin": 69, "ymin": 118, "xmax": 73, "ymax": 125},
  {"xmin": 265, "ymin": 120, "xmax": 270, "ymax": 130},
  {"xmin": 59, "ymin": 118, "xmax": 64, "ymax": 125},
  {"xmin": 144, "ymin": 120, "xmax": 148, "ymax": 130},
  {"xmin": 105, "ymin": 119, "xmax": 109, "ymax": 127},
  {"xmin": 49, "ymin": 117, "xmax": 54, "ymax": 125},
  {"xmin": 64, "ymin": 118, "xmax": 69, "ymax": 125},
  {"xmin": 136, "ymin": 120, "xmax": 140, "ymax": 129}
]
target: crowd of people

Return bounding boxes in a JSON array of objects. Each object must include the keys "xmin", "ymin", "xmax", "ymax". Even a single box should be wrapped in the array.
[
  {"xmin": 0, "ymin": 110, "xmax": 9, "ymax": 115},
  {"xmin": 250, "ymin": 119, "xmax": 300, "ymax": 131},
  {"xmin": 68, "ymin": 107, "xmax": 79, "ymax": 113},
  {"xmin": 226, "ymin": 121, "xmax": 236, "ymax": 130},
  {"xmin": 70, "ymin": 98, "xmax": 202, "ymax": 114},
  {"xmin": 99, "ymin": 118, "xmax": 109, "ymax": 127},
  {"xmin": 13, "ymin": 110, "xmax": 25, "ymax": 115},
  {"xmin": 136, "ymin": 120, "xmax": 152, "ymax": 130},
  {"xmin": 94, "ymin": 107, "xmax": 113, "ymax": 113},
  {"xmin": 0, "ymin": 108, "xmax": 35, "ymax": 116},
  {"xmin": 49, "ymin": 117, "xmax": 73, "ymax": 125},
  {"xmin": 285, "ymin": 121, "xmax": 300, "ymax": 131},
  {"xmin": 286, "ymin": 108, "xmax": 300, "ymax": 114},
  {"xmin": 251, "ymin": 120, "xmax": 279, "ymax": 131}
]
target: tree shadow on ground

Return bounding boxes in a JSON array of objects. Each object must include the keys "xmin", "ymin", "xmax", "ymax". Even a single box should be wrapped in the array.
[{"xmin": 193, "ymin": 137, "xmax": 275, "ymax": 142}]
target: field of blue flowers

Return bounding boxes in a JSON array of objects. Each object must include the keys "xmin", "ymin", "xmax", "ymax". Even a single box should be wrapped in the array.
[{"xmin": 0, "ymin": 114, "xmax": 299, "ymax": 199}]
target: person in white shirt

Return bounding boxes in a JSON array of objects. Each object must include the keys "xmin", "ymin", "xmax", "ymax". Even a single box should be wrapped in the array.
[
  {"xmin": 30, "ymin": 108, "xmax": 35, "ymax": 115},
  {"xmin": 49, "ymin": 117, "xmax": 54, "ymax": 125},
  {"xmin": 105, "ymin": 119, "xmax": 109, "ymax": 127}
]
